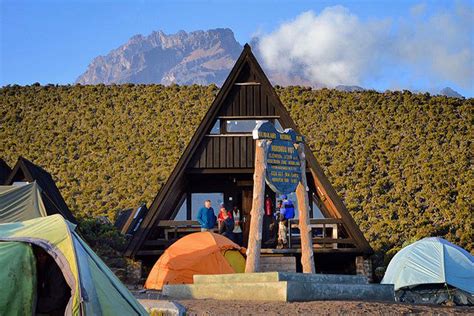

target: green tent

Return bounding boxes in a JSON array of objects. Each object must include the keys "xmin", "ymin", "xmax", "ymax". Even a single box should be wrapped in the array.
[
  {"xmin": 0, "ymin": 214, "xmax": 147, "ymax": 315},
  {"xmin": 0, "ymin": 182, "xmax": 48, "ymax": 223}
]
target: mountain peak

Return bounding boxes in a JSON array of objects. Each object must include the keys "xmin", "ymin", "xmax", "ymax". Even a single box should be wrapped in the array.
[
  {"xmin": 76, "ymin": 28, "xmax": 242, "ymax": 85},
  {"xmin": 439, "ymin": 87, "xmax": 463, "ymax": 98}
]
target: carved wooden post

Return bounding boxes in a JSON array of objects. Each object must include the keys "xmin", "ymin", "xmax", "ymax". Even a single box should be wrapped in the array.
[
  {"xmin": 245, "ymin": 139, "xmax": 268, "ymax": 273},
  {"xmin": 295, "ymin": 143, "xmax": 316, "ymax": 273}
]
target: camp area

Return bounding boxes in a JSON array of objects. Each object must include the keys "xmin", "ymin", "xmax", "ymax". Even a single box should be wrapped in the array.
[{"xmin": 1, "ymin": 40, "xmax": 473, "ymax": 314}]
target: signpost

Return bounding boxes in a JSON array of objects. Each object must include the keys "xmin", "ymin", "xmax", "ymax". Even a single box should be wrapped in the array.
[{"xmin": 245, "ymin": 121, "xmax": 315, "ymax": 273}]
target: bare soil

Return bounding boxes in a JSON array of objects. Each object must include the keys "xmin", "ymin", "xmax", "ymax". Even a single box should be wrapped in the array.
[{"xmin": 178, "ymin": 299, "xmax": 474, "ymax": 315}]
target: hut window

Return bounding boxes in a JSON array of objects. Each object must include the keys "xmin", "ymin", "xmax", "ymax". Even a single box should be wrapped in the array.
[
  {"xmin": 174, "ymin": 198, "xmax": 187, "ymax": 220},
  {"xmin": 191, "ymin": 193, "xmax": 224, "ymax": 219},
  {"xmin": 210, "ymin": 119, "xmax": 221, "ymax": 134},
  {"xmin": 225, "ymin": 120, "xmax": 265, "ymax": 133}
]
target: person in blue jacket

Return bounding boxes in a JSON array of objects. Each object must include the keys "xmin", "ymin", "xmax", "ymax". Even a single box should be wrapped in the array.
[
  {"xmin": 197, "ymin": 199, "xmax": 217, "ymax": 232},
  {"xmin": 280, "ymin": 195, "xmax": 295, "ymax": 219},
  {"xmin": 277, "ymin": 195, "xmax": 295, "ymax": 248}
]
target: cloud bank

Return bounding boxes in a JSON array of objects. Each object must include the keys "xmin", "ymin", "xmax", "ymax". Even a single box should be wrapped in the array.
[{"xmin": 257, "ymin": 4, "xmax": 474, "ymax": 91}]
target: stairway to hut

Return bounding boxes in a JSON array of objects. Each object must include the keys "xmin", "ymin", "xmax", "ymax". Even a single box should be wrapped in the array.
[{"xmin": 162, "ymin": 272, "xmax": 395, "ymax": 302}]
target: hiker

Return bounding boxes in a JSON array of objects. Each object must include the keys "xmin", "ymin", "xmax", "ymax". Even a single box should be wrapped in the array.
[
  {"xmin": 277, "ymin": 195, "xmax": 295, "ymax": 249},
  {"xmin": 263, "ymin": 195, "xmax": 274, "ymax": 246},
  {"xmin": 217, "ymin": 203, "xmax": 232, "ymax": 227},
  {"xmin": 231, "ymin": 205, "xmax": 243, "ymax": 245},
  {"xmin": 197, "ymin": 200, "xmax": 216, "ymax": 232},
  {"xmin": 34, "ymin": 246, "xmax": 70, "ymax": 316},
  {"xmin": 218, "ymin": 206, "xmax": 235, "ymax": 240}
]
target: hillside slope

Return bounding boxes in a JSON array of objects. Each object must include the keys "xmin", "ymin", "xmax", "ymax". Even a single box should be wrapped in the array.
[{"xmin": 1, "ymin": 84, "xmax": 472, "ymax": 259}]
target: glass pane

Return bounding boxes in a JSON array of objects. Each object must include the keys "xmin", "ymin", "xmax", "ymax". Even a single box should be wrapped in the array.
[
  {"xmin": 274, "ymin": 119, "xmax": 284, "ymax": 132},
  {"xmin": 174, "ymin": 198, "xmax": 187, "ymax": 220},
  {"xmin": 210, "ymin": 119, "xmax": 220, "ymax": 134},
  {"xmin": 225, "ymin": 120, "xmax": 266, "ymax": 133},
  {"xmin": 191, "ymin": 193, "xmax": 223, "ymax": 220},
  {"xmin": 312, "ymin": 200, "xmax": 325, "ymax": 219}
]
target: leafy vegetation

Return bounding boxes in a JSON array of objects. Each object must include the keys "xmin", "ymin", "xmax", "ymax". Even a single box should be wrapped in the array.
[{"xmin": 1, "ymin": 84, "xmax": 472, "ymax": 262}]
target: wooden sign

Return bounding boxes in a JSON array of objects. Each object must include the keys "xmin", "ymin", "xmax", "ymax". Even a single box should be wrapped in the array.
[
  {"xmin": 253, "ymin": 121, "xmax": 304, "ymax": 194},
  {"xmin": 246, "ymin": 121, "xmax": 315, "ymax": 274}
]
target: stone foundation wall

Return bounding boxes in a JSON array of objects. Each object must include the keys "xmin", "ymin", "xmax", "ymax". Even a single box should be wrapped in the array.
[{"xmin": 356, "ymin": 256, "xmax": 373, "ymax": 283}]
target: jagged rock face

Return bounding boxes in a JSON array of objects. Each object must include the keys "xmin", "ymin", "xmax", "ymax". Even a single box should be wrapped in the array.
[
  {"xmin": 439, "ymin": 87, "xmax": 463, "ymax": 98},
  {"xmin": 335, "ymin": 85, "xmax": 365, "ymax": 92},
  {"xmin": 76, "ymin": 29, "xmax": 242, "ymax": 85}
]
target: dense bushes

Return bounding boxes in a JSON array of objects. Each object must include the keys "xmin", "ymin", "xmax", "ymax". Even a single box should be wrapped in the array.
[{"xmin": 1, "ymin": 84, "xmax": 472, "ymax": 260}]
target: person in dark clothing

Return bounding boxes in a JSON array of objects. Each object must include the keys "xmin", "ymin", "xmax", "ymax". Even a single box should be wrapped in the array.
[
  {"xmin": 218, "ymin": 208, "xmax": 235, "ymax": 241},
  {"xmin": 263, "ymin": 195, "xmax": 276, "ymax": 246},
  {"xmin": 197, "ymin": 200, "xmax": 217, "ymax": 231},
  {"xmin": 231, "ymin": 206, "xmax": 243, "ymax": 246},
  {"xmin": 34, "ymin": 246, "xmax": 70, "ymax": 316}
]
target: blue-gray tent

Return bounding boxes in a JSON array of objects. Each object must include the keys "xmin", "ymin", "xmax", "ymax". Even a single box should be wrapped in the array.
[{"xmin": 382, "ymin": 237, "xmax": 474, "ymax": 305}]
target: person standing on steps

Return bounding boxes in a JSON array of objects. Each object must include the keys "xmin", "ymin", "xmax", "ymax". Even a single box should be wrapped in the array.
[
  {"xmin": 197, "ymin": 200, "xmax": 216, "ymax": 232},
  {"xmin": 277, "ymin": 195, "xmax": 295, "ymax": 249},
  {"xmin": 231, "ymin": 205, "xmax": 243, "ymax": 245}
]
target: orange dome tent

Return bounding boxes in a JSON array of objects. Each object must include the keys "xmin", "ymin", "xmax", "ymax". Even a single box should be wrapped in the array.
[{"xmin": 144, "ymin": 232, "xmax": 246, "ymax": 290}]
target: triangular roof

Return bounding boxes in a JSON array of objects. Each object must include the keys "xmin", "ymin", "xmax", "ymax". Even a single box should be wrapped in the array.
[
  {"xmin": 5, "ymin": 157, "xmax": 76, "ymax": 223},
  {"xmin": 0, "ymin": 159, "xmax": 12, "ymax": 184},
  {"xmin": 125, "ymin": 44, "xmax": 372, "ymax": 256}
]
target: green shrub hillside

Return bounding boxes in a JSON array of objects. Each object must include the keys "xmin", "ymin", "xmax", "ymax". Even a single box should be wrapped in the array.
[{"xmin": 1, "ymin": 84, "xmax": 472, "ymax": 259}]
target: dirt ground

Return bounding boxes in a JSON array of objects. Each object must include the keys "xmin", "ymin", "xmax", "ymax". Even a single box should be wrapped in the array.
[{"xmin": 178, "ymin": 299, "xmax": 474, "ymax": 315}]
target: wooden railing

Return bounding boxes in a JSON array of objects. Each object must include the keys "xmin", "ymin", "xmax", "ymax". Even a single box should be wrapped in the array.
[
  {"xmin": 287, "ymin": 218, "xmax": 356, "ymax": 249},
  {"xmin": 136, "ymin": 218, "xmax": 358, "ymax": 256}
]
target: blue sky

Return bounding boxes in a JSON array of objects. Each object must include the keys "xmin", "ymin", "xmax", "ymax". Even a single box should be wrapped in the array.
[{"xmin": 1, "ymin": 0, "xmax": 473, "ymax": 96}]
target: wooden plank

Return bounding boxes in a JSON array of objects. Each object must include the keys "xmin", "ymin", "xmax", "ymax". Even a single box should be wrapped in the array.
[
  {"xmin": 247, "ymin": 137, "xmax": 253, "ymax": 168},
  {"xmin": 247, "ymin": 85, "xmax": 253, "ymax": 116},
  {"xmin": 227, "ymin": 136, "xmax": 233, "ymax": 168},
  {"xmin": 206, "ymin": 138, "xmax": 213, "ymax": 168},
  {"xmin": 255, "ymin": 85, "xmax": 261, "ymax": 116},
  {"xmin": 220, "ymin": 136, "xmax": 226, "ymax": 168},
  {"xmin": 233, "ymin": 137, "xmax": 240, "ymax": 168},
  {"xmin": 314, "ymin": 238, "xmax": 354, "ymax": 244},
  {"xmin": 240, "ymin": 136, "xmax": 246, "ymax": 168},
  {"xmin": 213, "ymin": 137, "xmax": 220, "ymax": 168},
  {"xmin": 157, "ymin": 220, "xmax": 200, "ymax": 227},
  {"xmin": 289, "ymin": 218, "xmax": 344, "ymax": 225},
  {"xmin": 232, "ymin": 87, "xmax": 239, "ymax": 116},
  {"xmin": 260, "ymin": 248, "xmax": 362, "ymax": 254},
  {"xmin": 240, "ymin": 86, "xmax": 246, "ymax": 116}
]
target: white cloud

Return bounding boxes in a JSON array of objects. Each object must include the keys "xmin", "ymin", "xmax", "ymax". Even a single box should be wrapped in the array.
[{"xmin": 257, "ymin": 4, "xmax": 474, "ymax": 90}]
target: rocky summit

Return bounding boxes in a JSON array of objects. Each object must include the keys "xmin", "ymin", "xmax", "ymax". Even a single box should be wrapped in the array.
[{"xmin": 76, "ymin": 28, "xmax": 242, "ymax": 85}]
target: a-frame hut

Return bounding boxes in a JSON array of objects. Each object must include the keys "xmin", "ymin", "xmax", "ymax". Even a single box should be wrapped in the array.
[
  {"xmin": 126, "ymin": 45, "xmax": 372, "ymax": 275},
  {"xmin": 4, "ymin": 156, "xmax": 76, "ymax": 223}
]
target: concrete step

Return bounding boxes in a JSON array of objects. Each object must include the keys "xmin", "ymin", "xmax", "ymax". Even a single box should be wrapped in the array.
[
  {"xmin": 163, "ymin": 281, "xmax": 394, "ymax": 302},
  {"xmin": 193, "ymin": 272, "xmax": 368, "ymax": 285},
  {"xmin": 260, "ymin": 256, "xmax": 296, "ymax": 273}
]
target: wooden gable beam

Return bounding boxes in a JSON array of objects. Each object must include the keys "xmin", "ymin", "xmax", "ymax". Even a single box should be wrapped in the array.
[{"xmin": 125, "ymin": 45, "xmax": 256, "ymax": 257}]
